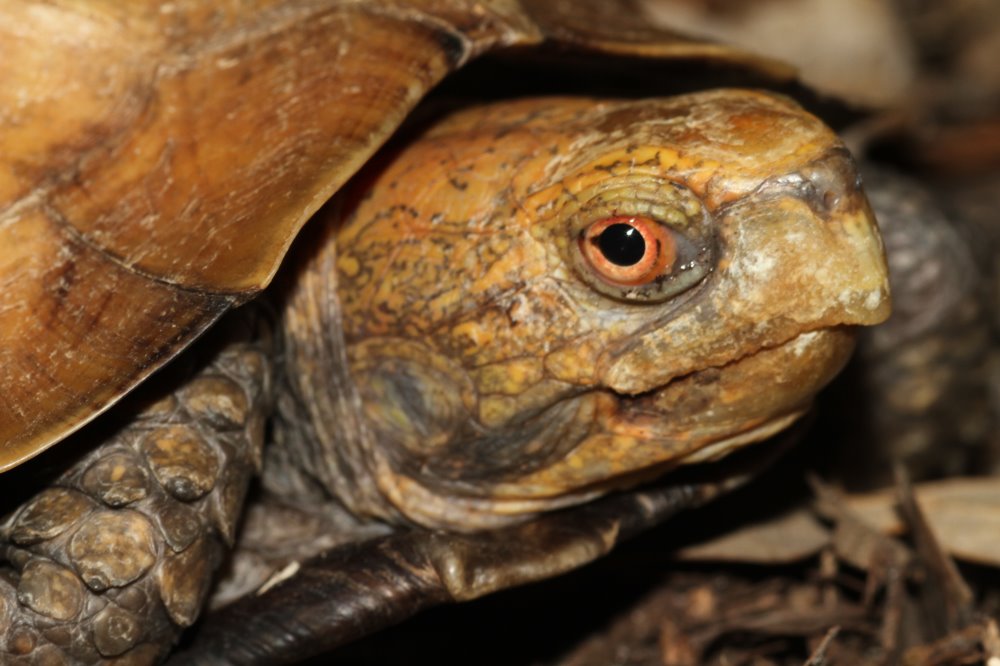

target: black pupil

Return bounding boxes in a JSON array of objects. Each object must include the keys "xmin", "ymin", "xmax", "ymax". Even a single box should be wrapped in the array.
[{"xmin": 597, "ymin": 223, "xmax": 645, "ymax": 266}]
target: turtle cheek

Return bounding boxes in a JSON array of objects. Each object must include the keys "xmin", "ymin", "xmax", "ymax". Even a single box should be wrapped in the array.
[{"xmin": 355, "ymin": 365, "xmax": 464, "ymax": 459}]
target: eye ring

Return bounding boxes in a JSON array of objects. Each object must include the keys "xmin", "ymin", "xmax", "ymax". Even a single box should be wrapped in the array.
[
  {"xmin": 555, "ymin": 177, "xmax": 715, "ymax": 303},
  {"xmin": 579, "ymin": 216, "xmax": 675, "ymax": 287}
]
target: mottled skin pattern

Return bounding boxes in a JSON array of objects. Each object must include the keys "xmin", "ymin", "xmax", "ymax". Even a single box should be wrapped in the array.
[
  {"xmin": 0, "ymin": 92, "xmax": 889, "ymax": 664},
  {"xmin": 275, "ymin": 91, "xmax": 889, "ymax": 531}
]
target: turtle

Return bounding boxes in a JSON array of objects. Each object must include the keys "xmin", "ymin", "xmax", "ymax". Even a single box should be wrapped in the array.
[{"xmin": 0, "ymin": 1, "xmax": 893, "ymax": 664}]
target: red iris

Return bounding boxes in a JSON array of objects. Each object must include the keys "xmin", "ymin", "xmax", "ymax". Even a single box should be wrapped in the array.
[{"xmin": 579, "ymin": 216, "xmax": 675, "ymax": 286}]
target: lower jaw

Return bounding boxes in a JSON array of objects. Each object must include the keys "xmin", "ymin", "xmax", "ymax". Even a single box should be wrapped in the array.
[
  {"xmin": 509, "ymin": 326, "xmax": 856, "ymax": 489},
  {"xmin": 615, "ymin": 326, "xmax": 858, "ymax": 447},
  {"xmin": 676, "ymin": 410, "xmax": 804, "ymax": 464},
  {"xmin": 377, "ymin": 327, "xmax": 856, "ymax": 529}
]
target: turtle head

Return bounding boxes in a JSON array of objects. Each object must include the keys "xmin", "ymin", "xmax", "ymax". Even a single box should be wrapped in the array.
[{"xmin": 293, "ymin": 90, "xmax": 889, "ymax": 530}]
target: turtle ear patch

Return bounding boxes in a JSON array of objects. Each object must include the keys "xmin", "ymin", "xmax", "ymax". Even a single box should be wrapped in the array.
[{"xmin": 357, "ymin": 359, "xmax": 465, "ymax": 459}]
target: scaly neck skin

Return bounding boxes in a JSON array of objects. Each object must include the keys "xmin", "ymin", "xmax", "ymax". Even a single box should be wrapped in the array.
[{"xmin": 270, "ymin": 214, "xmax": 403, "ymax": 525}]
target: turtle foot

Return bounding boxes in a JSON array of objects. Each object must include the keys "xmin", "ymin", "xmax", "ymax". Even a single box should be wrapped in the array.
[
  {"xmin": 0, "ymin": 328, "xmax": 271, "ymax": 665},
  {"xmin": 169, "ymin": 482, "xmax": 726, "ymax": 665}
]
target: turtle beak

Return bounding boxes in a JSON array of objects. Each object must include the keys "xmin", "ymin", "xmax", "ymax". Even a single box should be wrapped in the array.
[{"xmin": 733, "ymin": 147, "xmax": 891, "ymax": 323}]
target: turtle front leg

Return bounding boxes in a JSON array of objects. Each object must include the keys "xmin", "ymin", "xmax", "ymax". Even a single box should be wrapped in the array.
[
  {"xmin": 0, "ymin": 327, "xmax": 271, "ymax": 665},
  {"xmin": 166, "ymin": 438, "xmax": 792, "ymax": 666}
]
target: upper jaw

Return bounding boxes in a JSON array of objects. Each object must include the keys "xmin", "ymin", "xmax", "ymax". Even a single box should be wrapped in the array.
[{"xmin": 598, "ymin": 149, "xmax": 890, "ymax": 396}]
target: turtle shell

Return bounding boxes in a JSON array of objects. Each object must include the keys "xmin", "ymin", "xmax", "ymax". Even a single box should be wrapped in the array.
[{"xmin": 0, "ymin": 0, "xmax": 789, "ymax": 472}]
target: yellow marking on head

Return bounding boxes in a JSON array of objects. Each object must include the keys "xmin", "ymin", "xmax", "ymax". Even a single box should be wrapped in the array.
[
  {"xmin": 452, "ymin": 319, "xmax": 496, "ymax": 351},
  {"xmin": 479, "ymin": 395, "xmax": 518, "ymax": 429},
  {"xmin": 338, "ymin": 254, "xmax": 361, "ymax": 278},
  {"xmin": 474, "ymin": 358, "xmax": 544, "ymax": 396}
]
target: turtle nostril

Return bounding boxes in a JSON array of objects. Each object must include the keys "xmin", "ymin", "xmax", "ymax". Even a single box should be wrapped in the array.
[{"xmin": 751, "ymin": 148, "xmax": 863, "ymax": 221}]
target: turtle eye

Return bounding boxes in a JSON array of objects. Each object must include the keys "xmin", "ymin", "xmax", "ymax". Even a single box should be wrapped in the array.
[
  {"xmin": 580, "ymin": 216, "xmax": 675, "ymax": 287},
  {"xmin": 563, "ymin": 179, "xmax": 714, "ymax": 303}
]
